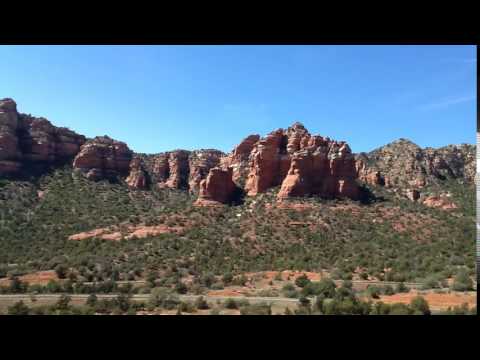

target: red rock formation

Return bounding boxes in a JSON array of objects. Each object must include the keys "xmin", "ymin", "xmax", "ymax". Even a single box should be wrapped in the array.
[
  {"xmin": 126, "ymin": 157, "xmax": 148, "ymax": 189},
  {"xmin": 188, "ymin": 149, "xmax": 223, "ymax": 193},
  {"xmin": 0, "ymin": 98, "xmax": 85, "ymax": 176},
  {"xmin": 355, "ymin": 154, "xmax": 384, "ymax": 186},
  {"xmin": 195, "ymin": 167, "xmax": 237, "ymax": 206},
  {"xmin": 221, "ymin": 134, "xmax": 260, "ymax": 186},
  {"xmin": 278, "ymin": 139, "xmax": 359, "ymax": 200},
  {"xmin": 164, "ymin": 150, "xmax": 190, "ymax": 189},
  {"xmin": 149, "ymin": 150, "xmax": 223, "ymax": 192},
  {"xmin": 236, "ymin": 122, "xmax": 360, "ymax": 200},
  {"xmin": 151, "ymin": 153, "xmax": 170, "ymax": 185},
  {"xmin": 73, "ymin": 136, "xmax": 132, "ymax": 181},
  {"xmin": 244, "ymin": 129, "xmax": 288, "ymax": 195},
  {"xmin": 422, "ymin": 195, "xmax": 457, "ymax": 210}
]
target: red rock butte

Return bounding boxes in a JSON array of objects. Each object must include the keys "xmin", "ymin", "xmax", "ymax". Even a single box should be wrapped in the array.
[{"xmin": 196, "ymin": 122, "xmax": 361, "ymax": 205}]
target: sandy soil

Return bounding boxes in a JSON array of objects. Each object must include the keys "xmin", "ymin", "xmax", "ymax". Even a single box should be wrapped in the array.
[
  {"xmin": 375, "ymin": 290, "xmax": 476, "ymax": 310},
  {"xmin": 0, "ymin": 270, "xmax": 59, "ymax": 286}
]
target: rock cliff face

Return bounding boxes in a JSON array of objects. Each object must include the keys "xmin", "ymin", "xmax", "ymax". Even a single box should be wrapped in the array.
[
  {"xmin": 196, "ymin": 122, "xmax": 361, "ymax": 205},
  {"xmin": 1, "ymin": 98, "xmax": 475, "ymax": 209},
  {"xmin": 194, "ymin": 167, "xmax": 237, "ymax": 206},
  {"xmin": 188, "ymin": 150, "xmax": 224, "ymax": 193},
  {"xmin": 126, "ymin": 157, "xmax": 148, "ymax": 189},
  {"xmin": 0, "ymin": 98, "xmax": 86, "ymax": 176},
  {"xmin": 73, "ymin": 136, "xmax": 133, "ymax": 181},
  {"xmin": 220, "ymin": 134, "xmax": 260, "ymax": 187},
  {"xmin": 354, "ymin": 138, "xmax": 475, "ymax": 202},
  {"xmin": 140, "ymin": 149, "xmax": 224, "ymax": 191},
  {"xmin": 241, "ymin": 122, "xmax": 360, "ymax": 200}
]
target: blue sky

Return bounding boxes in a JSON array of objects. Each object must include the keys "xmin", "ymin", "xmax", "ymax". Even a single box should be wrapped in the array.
[{"xmin": 0, "ymin": 45, "xmax": 476, "ymax": 154}]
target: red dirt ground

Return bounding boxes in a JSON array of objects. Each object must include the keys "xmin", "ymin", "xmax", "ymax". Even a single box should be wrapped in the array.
[
  {"xmin": 0, "ymin": 270, "xmax": 59, "ymax": 286},
  {"xmin": 68, "ymin": 224, "xmax": 184, "ymax": 241}
]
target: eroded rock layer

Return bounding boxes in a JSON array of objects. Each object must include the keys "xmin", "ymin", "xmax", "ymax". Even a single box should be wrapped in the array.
[
  {"xmin": 238, "ymin": 122, "xmax": 360, "ymax": 200},
  {"xmin": 195, "ymin": 167, "xmax": 237, "ymax": 206},
  {"xmin": 73, "ymin": 136, "xmax": 133, "ymax": 181},
  {"xmin": 126, "ymin": 157, "xmax": 148, "ymax": 189},
  {"xmin": 0, "ymin": 98, "xmax": 86, "ymax": 176}
]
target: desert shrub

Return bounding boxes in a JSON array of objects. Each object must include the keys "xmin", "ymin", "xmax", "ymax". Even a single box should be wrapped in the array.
[
  {"xmin": 240, "ymin": 303, "xmax": 271, "ymax": 315},
  {"xmin": 210, "ymin": 282, "xmax": 224, "ymax": 290},
  {"xmin": 295, "ymin": 274, "xmax": 310, "ymax": 288},
  {"xmin": 452, "ymin": 268, "xmax": 473, "ymax": 291},
  {"xmin": 282, "ymin": 282, "xmax": 296, "ymax": 294},
  {"xmin": 209, "ymin": 308, "xmax": 220, "ymax": 315},
  {"xmin": 389, "ymin": 303, "xmax": 412, "ymax": 315},
  {"xmin": 222, "ymin": 272, "xmax": 233, "ymax": 285},
  {"xmin": 55, "ymin": 264, "xmax": 68, "ymax": 279},
  {"xmin": 86, "ymin": 294, "xmax": 98, "ymax": 307},
  {"xmin": 312, "ymin": 278, "xmax": 337, "ymax": 298},
  {"xmin": 194, "ymin": 296, "xmax": 209, "ymax": 310},
  {"xmin": 383, "ymin": 285, "xmax": 395, "ymax": 295},
  {"xmin": 421, "ymin": 275, "xmax": 441, "ymax": 290},
  {"xmin": 56, "ymin": 294, "xmax": 72, "ymax": 311},
  {"xmin": 174, "ymin": 281, "xmax": 188, "ymax": 294},
  {"xmin": 409, "ymin": 296, "xmax": 430, "ymax": 315},
  {"xmin": 7, "ymin": 301, "xmax": 31, "ymax": 315},
  {"xmin": 178, "ymin": 301, "xmax": 196, "ymax": 313},
  {"xmin": 257, "ymin": 289, "xmax": 279, "ymax": 297},
  {"xmin": 224, "ymin": 298, "xmax": 238, "ymax": 309},
  {"xmin": 366, "ymin": 285, "xmax": 381, "ymax": 299},
  {"xmin": 395, "ymin": 282, "xmax": 409, "ymax": 293}
]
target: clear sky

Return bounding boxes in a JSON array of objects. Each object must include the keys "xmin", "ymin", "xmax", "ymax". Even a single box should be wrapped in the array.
[{"xmin": 0, "ymin": 45, "xmax": 476, "ymax": 154}]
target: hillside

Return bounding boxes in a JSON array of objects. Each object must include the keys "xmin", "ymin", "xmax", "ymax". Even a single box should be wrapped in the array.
[{"xmin": 0, "ymin": 98, "xmax": 476, "ymax": 313}]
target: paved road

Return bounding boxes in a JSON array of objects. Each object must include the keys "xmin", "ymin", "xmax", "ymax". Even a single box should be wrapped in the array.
[
  {"xmin": 0, "ymin": 293, "xmax": 300, "ymax": 304},
  {"xmin": 82, "ymin": 279, "xmax": 431, "ymax": 290}
]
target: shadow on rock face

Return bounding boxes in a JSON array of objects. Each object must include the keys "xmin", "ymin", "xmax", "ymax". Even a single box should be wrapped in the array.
[
  {"xmin": 230, "ymin": 186, "xmax": 246, "ymax": 206},
  {"xmin": 358, "ymin": 184, "xmax": 382, "ymax": 205}
]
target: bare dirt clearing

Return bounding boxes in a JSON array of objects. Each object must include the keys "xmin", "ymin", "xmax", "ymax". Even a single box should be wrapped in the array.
[
  {"xmin": 0, "ymin": 270, "xmax": 59, "ymax": 286},
  {"xmin": 375, "ymin": 290, "xmax": 476, "ymax": 310}
]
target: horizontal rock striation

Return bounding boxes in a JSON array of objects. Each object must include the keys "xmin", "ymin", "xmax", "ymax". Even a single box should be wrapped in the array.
[
  {"xmin": 0, "ymin": 98, "xmax": 86, "ymax": 176},
  {"xmin": 73, "ymin": 136, "xmax": 133, "ymax": 181}
]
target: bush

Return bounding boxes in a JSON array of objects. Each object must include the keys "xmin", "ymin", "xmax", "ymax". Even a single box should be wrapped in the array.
[
  {"xmin": 194, "ymin": 296, "xmax": 209, "ymax": 310},
  {"xmin": 86, "ymin": 294, "xmax": 98, "ymax": 307},
  {"xmin": 222, "ymin": 272, "xmax": 233, "ymax": 285},
  {"xmin": 56, "ymin": 294, "xmax": 72, "ymax": 310},
  {"xmin": 55, "ymin": 264, "xmax": 68, "ymax": 279},
  {"xmin": 366, "ymin": 286, "xmax": 381, "ymax": 299},
  {"xmin": 240, "ymin": 303, "xmax": 272, "ymax": 315},
  {"xmin": 383, "ymin": 285, "xmax": 395, "ymax": 296},
  {"xmin": 389, "ymin": 303, "xmax": 412, "ymax": 315},
  {"xmin": 395, "ymin": 282, "xmax": 409, "ymax": 293},
  {"xmin": 452, "ymin": 268, "xmax": 473, "ymax": 291},
  {"xmin": 7, "ymin": 301, "xmax": 30, "ymax": 315},
  {"xmin": 295, "ymin": 274, "xmax": 311, "ymax": 288},
  {"xmin": 224, "ymin": 298, "xmax": 238, "ymax": 309},
  {"xmin": 178, "ymin": 301, "xmax": 196, "ymax": 313},
  {"xmin": 409, "ymin": 296, "xmax": 431, "ymax": 315},
  {"xmin": 175, "ymin": 282, "xmax": 188, "ymax": 294}
]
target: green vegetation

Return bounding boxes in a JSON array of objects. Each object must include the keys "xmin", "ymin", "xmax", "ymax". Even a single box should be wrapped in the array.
[{"xmin": 0, "ymin": 167, "xmax": 476, "ymax": 294}]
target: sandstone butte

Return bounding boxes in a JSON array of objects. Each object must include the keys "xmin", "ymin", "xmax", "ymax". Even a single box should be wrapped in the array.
[{"xmin": 194, "ymin": 122, "xmax": 361, "ymax": 205}]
